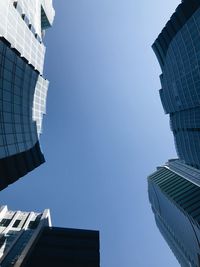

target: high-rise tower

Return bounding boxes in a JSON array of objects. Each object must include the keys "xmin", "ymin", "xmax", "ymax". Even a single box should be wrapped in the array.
[
  {"xmin": 0, "ymin": 205, "xmax": 100, "ymax": 267},
  {"xmin": 148, "ymin": 161, "xmax": 200, "ymax": 267},
  {"xmin": 152, "ymin": 0, "xmax": 200, "ymax": 168},
  {"xmin": 151, "ymin": 1, "xmax": 200, "ymax": 265},
  {"xmin": 0, "ymin": 0, "xmax": 55, "ymax": 190}
]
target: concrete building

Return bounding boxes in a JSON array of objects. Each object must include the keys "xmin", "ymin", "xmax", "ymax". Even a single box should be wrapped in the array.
[
  {"xmin": 0, "ymin": 0, "xmax": 55, "ymax": 190},
  {"xmin": 0, "ymin": 205, "xmax": 100, "ymax": 267}
]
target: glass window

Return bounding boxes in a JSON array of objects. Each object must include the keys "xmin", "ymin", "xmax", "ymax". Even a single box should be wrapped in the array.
[
  {"xmin": 8, "ymin": 145, "xmax": 17, "ymax": 155},
  {"xmin": 3, "ymin": 112, "xmax": 12, "ymax": 123},
  {"xmin": 12, "ymin": 219, "xmax": 21, "ymax": 228},
  {"xmin": 0, "ymin": 218, "xmax": 11, "ymax": 227},
  {"xmin": 6, "ymin": 134, "xmax": 15, "ymax": 144},
  {"xmin": 5, "ymin": 124, "xmax": 13, "ymax": 134},
  {"xmin": 16, "ymin": 133, "xmax": 23, "ymax": 142},
  {"xmin": 3, "ymin": 80, "xmax": 12, "ymax": 91},
  {"xmin": 0, "ymin": 135, "xmax": 4, "ymax": 146},
  {"xmin": 4, "ymin": 69, "xmax": 12, "ymax": 81}
]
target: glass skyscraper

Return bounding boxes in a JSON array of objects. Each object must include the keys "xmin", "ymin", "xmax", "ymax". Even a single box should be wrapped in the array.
[
  {"xmin": 152, "ymin": 0, "xmax": 200, "ymax": 169},
  {"xmin": 0, "ymin": 0, "xmax": 55, "ymax": 190},
  {"xmin": 148, "ymin": 162, "xmax": 200, "ymax": 267},
  {"xmin": 150, "ymin": 1, "xmax": 200, "ymax": 266}
]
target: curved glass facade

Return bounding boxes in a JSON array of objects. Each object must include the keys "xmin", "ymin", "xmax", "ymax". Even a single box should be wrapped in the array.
[
  {"xmin": 153, "ymin": 1, "xmax": 200, "ymax": 168},
  {"xmin": 0, "ymin": 40, "xmax": 39, "ymax": 158},
  {"xmin": 0, "ymin": 0, "xmax": 55, "ymax": 190}
]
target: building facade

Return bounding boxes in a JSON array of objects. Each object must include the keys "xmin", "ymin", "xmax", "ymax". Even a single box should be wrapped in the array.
[
  {"xmin": 0, "ymin": 205, "xmax": 100, "ymax": 267},
  {"xmin": 0, "ymin": 0, "xmax": 55, "ymax": 190},
  {"xmin": 148, "ymin": 162, "xmax": 200, "ymax": 267},
  {"xmin": 0, "ymin": 205, "xmax": 51, "ymax": 266},
  {"xmin": 152, "ymin": 0, "xmax": 200, "ymax": 168},
  {"xmin": 21, "ymin": 227, "xmax": 100, "ymax": 267}
]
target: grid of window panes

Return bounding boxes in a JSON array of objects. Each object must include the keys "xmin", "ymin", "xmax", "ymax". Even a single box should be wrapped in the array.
[
  {"xmin": 161, "ymin": 8, "xmax": 200, "ymax": 114},
  {"xmin": 33, "ymin": 76, "xmax": 48, "ymax": 135},
  {"xmin": 16, "ymin": 0, "xmax": 42, "ymax": 38},
  {"xmin": 0, "ymin": 40, "xmax": 39, "ymax": 159},
  {"xmin": 170, "ymin": 108, "xmax": 200, "ymax": 168},
  {"xmin": 159, "ymin": 8, "xmax": 200, "ymax": 168},
  {"xmin": 0, "ymin": 0, "xmax": 45, "ymax": 74}
]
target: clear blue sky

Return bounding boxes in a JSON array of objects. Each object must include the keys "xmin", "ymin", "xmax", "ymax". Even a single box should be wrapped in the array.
[{"xmin": 1, "ymin": 1, "xmax": 181, "ymax": 266}]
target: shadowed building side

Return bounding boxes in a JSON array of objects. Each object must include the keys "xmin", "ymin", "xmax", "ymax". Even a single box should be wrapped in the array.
[
  {"xmin": 0, "ymin": 142, "xmax": 44, "ymax": 190},
  {"xmin": 21, "ymin": 227, "xmax": 100, "ymax": 267}
]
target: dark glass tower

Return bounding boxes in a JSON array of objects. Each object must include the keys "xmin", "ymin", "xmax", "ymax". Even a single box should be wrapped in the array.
[
  {"xmin": 150, "ymin": 2, "xmax": 200, "ymax": 265},
  {"xmin": 148, "ymin": 162, "xmax": 200, "ymax": 267},
  {"xmin": 152, "ymin": 0, "xmax": 200, "ymax": 168}
]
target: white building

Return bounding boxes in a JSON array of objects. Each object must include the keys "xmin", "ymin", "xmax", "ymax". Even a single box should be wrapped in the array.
[{"xmin": 0, "ymin": 205, "xmax": 51, "ymax": 266}]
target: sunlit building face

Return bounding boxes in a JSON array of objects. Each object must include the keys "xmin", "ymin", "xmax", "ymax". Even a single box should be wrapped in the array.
[{"xmin": 0, "ymin": 0, "xmax": 55, "ymax": 190}]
